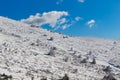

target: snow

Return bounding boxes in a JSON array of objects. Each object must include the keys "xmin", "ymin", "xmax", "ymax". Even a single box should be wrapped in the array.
[
  {"xmin": 0, "ymin": 16, "xmax": 120, "ymax": 80},
  {"xmin": 0, "ymin": 33, "xmax": 8, "ymax": 44}
]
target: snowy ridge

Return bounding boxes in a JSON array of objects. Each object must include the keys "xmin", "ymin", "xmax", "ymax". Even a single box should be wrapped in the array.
[{"xmin": 0, "ymin": 16, "xmax": 120, "ymax": 80}]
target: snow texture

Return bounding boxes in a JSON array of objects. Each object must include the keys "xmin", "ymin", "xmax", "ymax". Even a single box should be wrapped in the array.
[{"xmin": 0, "ymin": 16, "xmax": 120, "ymax": 80}]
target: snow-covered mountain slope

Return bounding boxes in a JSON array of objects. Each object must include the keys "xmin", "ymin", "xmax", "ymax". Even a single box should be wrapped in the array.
[{"xmin": 0, "ymin": 16, "xmax": 120, "ymax": 80}]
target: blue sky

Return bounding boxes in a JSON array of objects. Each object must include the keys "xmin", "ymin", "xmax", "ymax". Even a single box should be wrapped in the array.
[{"xmin": 0, "ymin": 0, "xmax": 120, "ymax": 39}]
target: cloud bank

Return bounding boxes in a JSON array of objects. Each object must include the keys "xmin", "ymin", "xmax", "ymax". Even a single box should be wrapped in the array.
[{"xmin": 21, "ymin": 11, "xmax": 70, "ymax": 30}]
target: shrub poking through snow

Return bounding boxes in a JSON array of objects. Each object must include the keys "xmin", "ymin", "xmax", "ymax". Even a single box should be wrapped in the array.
[
  {"xmin": 0, "ymin": 73, "xmax": 12, "ymax": 80},
  {"xmin": 103, "ymin": 66, "xmax": 111, "ymax": 74},
  {"xmin": 81, "ymin": 58, "xmax": 88, "ymax": 63},
  {"xmin": 52, "ymin": 47, "xmax": 57, "ymax": 50},
  {"xmin": 30, "ymin": 43, "xmax": 35, "ymax": 46},
  {"xmin": 43, "ymin": 34, "xmax": 47, "ymax": 36},
  {"xmin": 40, "ymin": 77, "xmax": 47, "ymax": 80},
  {"xmin": 31, "ymin": 76, "xmax": 34, "ymax": 80},
  {"xmin": 63, "ymin": 36, "xmax": 68, "ymax": 38},
  {"xmin": 0, "ymin": 29, "xmax": 2, "ymax": 32},
  {"xmin": 63, "ymin": 57, "xmax": 69, "ymax": 62},
  {"xmin": 59, "ymin": 74, "xmax": 69, "ymax": 80},
  {"xmin": 88, "ymin": 51, "xmax": 92, "ymax": 55},
  {"xmin": 71, "ymin": 69, "xmax": 78, "ymax": 73},
  {"xmin": 30, "ymin": 24, "xmax": 39, "ymax": 28},
  {"xmin": 91, "ymin": 58, "xmax": 96, "ymax": 64},
  {"xmin": 113, "ymin": 41, "xmax": 117, "ymax": 45},
  {"xmin": 69, "ymin": 47, "xmax": 73, "ymax": 51},
  {"xmin": 47, "ymin": 48, "xmax": 55, "ymax": 56},
  {"xmin": 47, "ymin": 37, "xmax": 53, "ymax": 41},
  {"xmin": 11, "ymin": 33, "xmax": 21, "ymax": 38},
  {"xmin": 73, "ymin": 51, "xmax": 77, "ymax": 55},
  {"xmin": 77, "ymin": 54, "xmax": 81, "ymax": 58},
  {"xmin": 101, "ymin": 73, "xmax": 117, "ymax": 80}
]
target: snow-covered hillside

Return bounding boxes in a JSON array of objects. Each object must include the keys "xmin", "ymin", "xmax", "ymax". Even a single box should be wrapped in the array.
[{"xmin": 0, "ymin": 16, "xmax": 120, "ymax": 80}]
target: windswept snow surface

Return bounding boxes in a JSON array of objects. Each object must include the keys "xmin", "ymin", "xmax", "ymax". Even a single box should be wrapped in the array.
[{"xmin": 0, "ymin": 16, "xmax": 120, "ymax": 80}]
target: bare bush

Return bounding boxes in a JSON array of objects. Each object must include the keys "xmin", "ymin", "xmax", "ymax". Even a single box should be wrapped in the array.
[
  {"xmin": 43, "ymin": 34, "xmax": 47, "ymax": 36},
  {"xmin": 101, "ymin": 73, "xmax": 117, "ymax": 80},
  {"xmin": 47, "ymin": 48, "xmax": 55, "ymax": 56},
  {"xmin": 40, "ymin": 77, "xmax": 47, "ymax": 80},
  {"xmin": 63, "ymin": 36, "xmax": 68, "ymax": 39},
  {"xmin": 0, "ymin": 73, "xmax": 12, "ymax": 80},
  {"xmin": 47, "ymin": 37, "xmax": 53, "ymax": 41},
  {"xmin": 81, "ymin": 58, "xmax": 88, "ymax": 63},
  {"xmin": 103, "ymin": 66, "xmax": 111, "ymax": 74},
  {"xmin": 63, "ymin": 57, "xmax": 69, "ymax": 62},
  {"xmin": 91, "ymin": 58, "xmax": 96, "ymax": 64},
  {"xmin": 59, "ymin": 74, "xmax": 69, "ymax": 80}
]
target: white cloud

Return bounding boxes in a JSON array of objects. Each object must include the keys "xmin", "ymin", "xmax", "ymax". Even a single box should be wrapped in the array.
[
  {"xmin": 62, "ymin": 24, "xmax": 71, "ymax": 30},
  {"xmin": 87, "ymin": 19, "xmax": 96, "ymax": 28},
  {"xmin": 56, "ymin": 0, "xmax": 63, "ymax": 5},
  {"xmin": 60, "ymin": 16, "xmax": 83, "ymax": 30},
  {"xmin": 21, "ymin": 11, "xmax": 83, "ymax": 30},
  {"xmin": 59, "ymin": 18, "xmax": 67, "ymax": 24},
  {"xmin": 21, "ymin": 11, "xmax": 69, "ymax": 29},
  {"xmin": 78, "ymin": 0, "xmax": 85, "ymax": 3},
  {"xmin": 75, "ymin": 16, "xmax": 82, "ymax": 21},
  {"xmin": 56, "ymin": 0, "xmax": 85, "ymax": 5}
]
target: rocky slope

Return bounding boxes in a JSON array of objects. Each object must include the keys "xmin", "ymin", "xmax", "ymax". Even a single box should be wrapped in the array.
[{"xmin": 0, "ymin": 16, "xmax": 120, "ymax": 80}]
